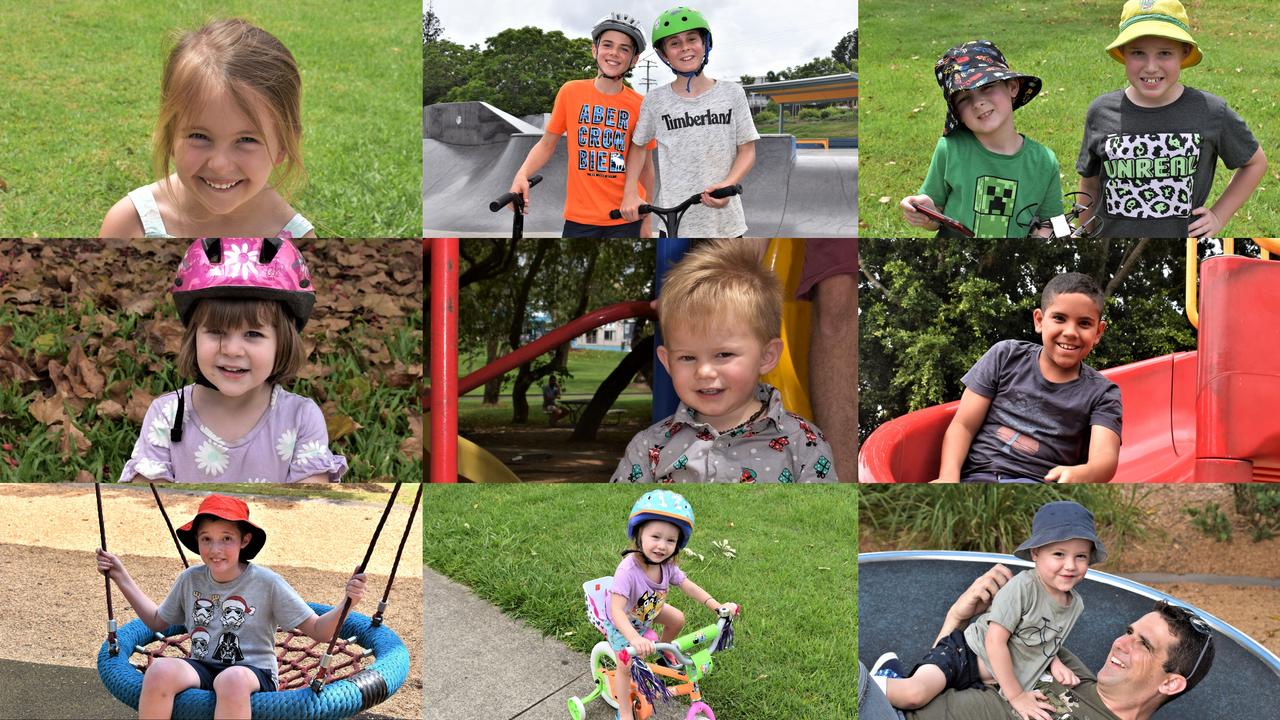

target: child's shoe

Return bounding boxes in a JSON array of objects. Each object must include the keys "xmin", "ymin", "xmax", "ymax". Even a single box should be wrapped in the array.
[
  {"xmin": 655, "ymin": 649, "xmax": 681, "ymax": 671},
  {"xmin": 870, "ymin": 652, "xmax": 906, "ymax": 694}
]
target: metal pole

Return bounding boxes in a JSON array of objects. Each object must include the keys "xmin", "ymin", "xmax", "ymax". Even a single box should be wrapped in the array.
[{"xmin": 429, "ymin": 238, "xmax": 458, "ymax": 482}]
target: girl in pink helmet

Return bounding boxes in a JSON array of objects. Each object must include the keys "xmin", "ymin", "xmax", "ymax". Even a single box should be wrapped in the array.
[
  {"xmin": 119, "ymin": 238, "xmax": 346, "ymax": 483},
  {"xmin": 98, "ymin": 19, "xmax": 316, "ymax": 239}
]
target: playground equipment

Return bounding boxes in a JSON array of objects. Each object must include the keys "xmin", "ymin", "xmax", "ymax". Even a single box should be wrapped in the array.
[
  {"xmin": 427, "ymin": 239, "xmax": 815, "ymax": 482},
  {"xmin": 860, "ymin": 240, "xmax": 1280, "ymax": 482},
  {"xmin": 569, "ymin": 577, "xmax": 737, "ymax": 720},
  {"xmin": 859, "ymin": 551, "xmax": 1280, "ymax": 718},
  {"xmin": 423, "ymin": 101, "xmax": 856, "ymax": 237},
  {"xmin": 95, "ymin": 483, "xmax": 420, "ymax": 720}
]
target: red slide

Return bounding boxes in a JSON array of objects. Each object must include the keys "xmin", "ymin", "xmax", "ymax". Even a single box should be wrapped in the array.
[{"xmin": 860, "ymin": 255, "xmax": 1280, "ymax": 483}]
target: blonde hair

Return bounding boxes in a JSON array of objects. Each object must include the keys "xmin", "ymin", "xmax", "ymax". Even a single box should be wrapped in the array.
[
  {"xmin": 657, "ymin": 239, "xmax": 782, "ymax": 343},
  {"xmin": 153, "ymin": 19, "xmax": 305, "ymax": 200},
  {"xmin": 177, "ymin": 299, "xmax": 305, "ymax": 385}
]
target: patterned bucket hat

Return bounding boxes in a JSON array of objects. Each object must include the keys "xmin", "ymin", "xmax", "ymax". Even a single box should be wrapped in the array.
[{"xmin": 934, "ymin": 40, "xmax": 1042, "ymax": 136}]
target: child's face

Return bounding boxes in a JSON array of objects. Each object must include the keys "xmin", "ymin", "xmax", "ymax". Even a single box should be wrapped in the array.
[
  {"xmin": 174, "ymin": 83, "xmax": 284, "ymax": 216},
  {"xmin": 1033, "ymin": 292, "xmax": 1105, "ymax": 380},
  {"xmin": 1123, "ymin": 37, "xmax": 1188, "ymax": 107},
  {"xmin": 657, "ymin": 320, "xmax": 782, "ymax": 432},
  {"xmin": 638, "ymin": 520, "xmax": 681, "ymax": 564},
  {"xmin": 196, "ymin": 319, "xmax": 278, "ymax": 398},
  {"xmin": 1030, "ymin": 538, "xmax": 1093, "ymax": 597},
  {"xmin": 196, "ymin": 517, "xmax": 251, "ymax": 581},
  {"xmin": 953, "ymin": 80, "xmax": 1019, "ymax": 138},
  {"xmin": 593, "ymin": 29, "xmax": 637, "ymax": 75},
  {"xmin": 660, "ymin": 30, "xmax": 705, "ymax": 72}
]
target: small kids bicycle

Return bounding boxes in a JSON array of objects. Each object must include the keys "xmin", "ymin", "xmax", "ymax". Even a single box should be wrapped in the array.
[
  {"xmin": 568, "ymin": 577, "xmax": 738, "ymax": 720},
  {"xmin": 609, "ymin": 185, "xmax": 742, "ymax": 238}
]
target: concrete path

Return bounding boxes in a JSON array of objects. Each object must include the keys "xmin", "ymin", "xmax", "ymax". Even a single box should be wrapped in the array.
[{"xmin": 424, "ymin": 567, "xmax": 699, "ymax": 720}]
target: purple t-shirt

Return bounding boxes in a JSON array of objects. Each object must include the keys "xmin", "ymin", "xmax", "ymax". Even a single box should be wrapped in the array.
[
  {"xmin": 609, "ymin": 554, "xmax": 687, "ymax": 631},
  {"xmin": 119, "ymin": 385, "xmax": 348, "ymax": 483}
]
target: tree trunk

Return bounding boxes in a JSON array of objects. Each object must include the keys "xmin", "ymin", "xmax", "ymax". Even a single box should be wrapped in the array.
[
  {"xmin": 483, "ymin": 336, "xmax": 501, "ymax": 405},
  {"xmin": 572, "ymin": 335, "xmax": 653, "ymax": 441},
  {"xmin": 510, "ymin": 240, "xmax": 553, "ymax": 423}
]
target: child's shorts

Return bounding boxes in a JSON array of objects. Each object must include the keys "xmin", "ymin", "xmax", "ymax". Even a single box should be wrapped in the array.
[
  {"xmin": 910, "ymin": 629, "xmax": 986, "ymax": 692},
  {"xmin": 604, "ymin": 618, "xmax": 652, "ymax": 654},
  {"xmin": 182, "ymin": 658, "xmax": 276, "ymax": 693}
]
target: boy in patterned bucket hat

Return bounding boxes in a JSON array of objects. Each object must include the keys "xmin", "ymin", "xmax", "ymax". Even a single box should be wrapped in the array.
[
  {"xmin": 1077, "ymin": 0, "xmax": 1266, "ymax": 239},
  {"xmin": 901, "ymin": 40, "xmax": 1062, "ymax": 238}
]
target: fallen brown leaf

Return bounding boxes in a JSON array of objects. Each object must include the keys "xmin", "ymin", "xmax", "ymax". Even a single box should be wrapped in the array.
[
  {"xmin": 325, "ymin": 412, "xmax": 362, "ymax": 443},
  {"xmin": 126, "ymin": 389, "xmax": 156, "ymax": 425}
]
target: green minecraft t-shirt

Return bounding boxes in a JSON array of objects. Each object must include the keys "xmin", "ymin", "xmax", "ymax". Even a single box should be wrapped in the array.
[{"xmin": 920, "ymin": 130, "xmax": 1062, "ymax": 237}]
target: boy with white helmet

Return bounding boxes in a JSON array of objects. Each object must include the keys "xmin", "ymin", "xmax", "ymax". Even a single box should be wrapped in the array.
[{"xmin": 508, "ymin": 12, "xmax": 656, "ymax": 237}]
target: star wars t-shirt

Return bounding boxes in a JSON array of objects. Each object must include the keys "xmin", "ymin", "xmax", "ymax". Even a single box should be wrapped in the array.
[
  {"xmin": 632, "ymin": 80, "xmax": 760, "ymax": 237},
  {"xmin": 157, "ymin": 563, "xmax": 314, "ymax": 686},
  {"xmin": 1076, "ymin": 87, "xmax": 1258, "ymax": 238},
  {"xmin": 547, "ymin": 79, "xmax": 652, "ymax": 226},
  {"xmin": 920, "ymin": 129, "xmax": 1062, "ymax": 237}
]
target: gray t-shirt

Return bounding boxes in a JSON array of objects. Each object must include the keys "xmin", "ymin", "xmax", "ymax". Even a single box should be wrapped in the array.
[
  {"xmin": 964, "ymin": 569, "xmax": 1084, "ymax": 693},
  {"xmin": 156, "ymin": 563, "xmax": 315, "ymax": 686},
  {"xmin": 961, "ymin": 340, "xmax": 1123, "ymax": 480},
  {"xmin": 1076, "ymin": 87, "xmax": 1259, "ymax": 238},
  {"xmin": 632, "ymin": 80, "xmax": 760, "ymax": 237}
]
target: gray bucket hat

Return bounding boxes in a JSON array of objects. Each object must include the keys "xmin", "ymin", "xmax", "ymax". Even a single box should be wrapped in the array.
[{"xmin": 1014, "ymin": 501, "xmax": 1107, "ymax": 564}]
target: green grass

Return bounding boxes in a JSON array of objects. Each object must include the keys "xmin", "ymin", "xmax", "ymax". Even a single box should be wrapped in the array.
[
  {"xmin": 859, "ymin": 0, "xmax": 1280, "ymax": 236},
  {"xmin": 425, "ymin": 485, "xmax": 856, "ymax": 720},
  {"xmin": 460, "ymin": 348, "xmax": 644, "ymax": 397},
  {"xmin": 753, "ymin": 116, "xmax": 859, "ymax": 139},
  {"xmin": 459, "ymin": 394, "xmax": 650, "ymax": 430},
  {"xmin": 0, "ymin": 300, "xmax": 422, "ymax": 483},
  {"xmin": 0, "ymin": 0, "xmax": 421, "ymax": 237}
]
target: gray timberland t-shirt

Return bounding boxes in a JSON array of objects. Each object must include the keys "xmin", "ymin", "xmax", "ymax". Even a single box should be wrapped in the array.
[
  {"xmin": 632, "ymin": 80, "xmax": 760, "ymax": 237},
  {"xmin": 964, "ymin": 569, "xmax": 1084, "ymax": 693},
  {"xmin": 1076, "ymin": 87, "xmax": 1258, "ymax": 238},
  {"xmin": 157, "ymin": 563, "xmax": 315, "ymax": 686},
  {"xmin": 961, "ymin": 340, "xmax": 1122, "ymax": 480}
]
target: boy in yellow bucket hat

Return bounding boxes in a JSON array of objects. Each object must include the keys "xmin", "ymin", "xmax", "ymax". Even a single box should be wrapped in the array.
[{"xmin": 1077, "ymin": 0, "xmax": 1267, "ymax": 239}]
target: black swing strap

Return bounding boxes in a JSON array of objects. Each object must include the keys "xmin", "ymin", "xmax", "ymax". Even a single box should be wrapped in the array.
[
  {"xmin": 372, "ymin": 482, "xmax": 423, "ymax": 626},
  {"xmin": 310, "ymin": 482, "xmax": 402, "ymax": 694},
  {"xmin": 95, "ymin": 482, "xmax": 119, "ymax": 656},
  {"xmin": 149, "ymin": 484, "xmax": 189, "ymax": 568}
]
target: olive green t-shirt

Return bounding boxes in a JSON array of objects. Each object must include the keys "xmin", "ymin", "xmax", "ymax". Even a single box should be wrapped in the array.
[{"xmin": 906, "ymin": 650, "xmax": 1120, "ymax": 720}]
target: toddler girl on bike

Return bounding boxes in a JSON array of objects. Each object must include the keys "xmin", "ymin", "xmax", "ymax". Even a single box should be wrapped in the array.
[
  {"xmin": 606, "ymin": 490, "xmax": 737, "ymax": 719},
  {"xmin": 119, "ymin": 238, "xmax": 345, "ymax": 483},
  {"xmin": 99, "ymin": 19, "xmax": 315, "ymax": 239}
]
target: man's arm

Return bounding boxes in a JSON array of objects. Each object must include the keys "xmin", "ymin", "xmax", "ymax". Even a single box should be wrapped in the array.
[
  {"xmin": 1043, "ymin": 425, "xmax": 1120, "ymax": 483},
  {"xmin": 931, "ymin": 564, "xmax": 1014, "ymax": 646},
  {"xmin": 935, "ymin": 389, "xmax": 992, "ymax": 482}
]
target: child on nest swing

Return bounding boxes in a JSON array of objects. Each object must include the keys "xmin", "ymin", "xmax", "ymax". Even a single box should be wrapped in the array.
[
  {"xmin": 96, "ymin": 494, "xmax": 366, "ymax": 719},
  {"xmin": 99, "ymin": 19, "xmax": 316, "ymax": 239},
  {"xmin": 119, "ymin": 238, "xmax": 346, "ymax": 483},
  {"xmin": 605, "ymin": 491, "xmax": 737, "ymax": 720}
]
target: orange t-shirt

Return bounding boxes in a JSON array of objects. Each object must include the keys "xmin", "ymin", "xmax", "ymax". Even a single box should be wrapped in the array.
[{"xmin": 547, "ymin": 79, "xmax": 652, "ymax": 226}]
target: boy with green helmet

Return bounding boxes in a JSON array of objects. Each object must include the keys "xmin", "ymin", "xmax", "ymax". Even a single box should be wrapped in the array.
[
  {"xmin": 507, "ymin": 11, "xmax": 656, "ymax": 238},
  {"xmin": 619, "ymin": 6, "xmax": 759, "ymax": 237}
]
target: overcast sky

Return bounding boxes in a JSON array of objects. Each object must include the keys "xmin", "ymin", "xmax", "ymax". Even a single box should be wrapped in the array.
[{"xmin": 425, "ymin": 0, "xmax": 857, "ymax": 92}]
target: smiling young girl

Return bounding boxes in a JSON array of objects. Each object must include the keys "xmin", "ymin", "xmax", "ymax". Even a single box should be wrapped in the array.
[
  {"xmin": 606, "ymin": 491, "xmax": 737, "ymax": 720},
  {"xmin": 119, "ymin": 238, "xmax": 345, "ymax": 483},
  {"xmin": 99, "ymin": 19, "xmax": 315, "ymax": 239}
]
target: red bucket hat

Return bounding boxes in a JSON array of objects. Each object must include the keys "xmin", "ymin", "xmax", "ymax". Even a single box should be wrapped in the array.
[{"xmin": 176, "ymin": 495, "xmax": 267, "ymax": 561}]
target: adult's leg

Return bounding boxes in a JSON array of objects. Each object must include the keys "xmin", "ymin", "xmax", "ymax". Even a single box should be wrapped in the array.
[
  {"xmin": 211, "ymin": 665, "xmax": 262, "ymax": 720},
  {"xmin": 138, "ymin": 657, "xmax": 201, "ymax": 720},
  {"xmin": 810, "ymin": 272, "xmax": 858, "ymax": 481}
]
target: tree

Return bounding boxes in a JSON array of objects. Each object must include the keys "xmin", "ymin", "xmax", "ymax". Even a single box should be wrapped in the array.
[
  {"xmin": 424, "ymin": 39, "xmax": 481, "ymax": 107},
  {"xmin": 779, "ymin": 56, "xmax": 847, "ymax": 81},
  {"xmin": 832, "ymin": 29, "xmax": 857, "ymax": 68},
  {"xmin": 441, "ymin": 27, "xmax": 595, "ymax": 116},
  {"xmin": 858, "ymin": 239, "xmax": 1201, "ymax": 442},
  {"xmin": 423, "ymin": 8, "xmax": 443, "ymax": 44}
]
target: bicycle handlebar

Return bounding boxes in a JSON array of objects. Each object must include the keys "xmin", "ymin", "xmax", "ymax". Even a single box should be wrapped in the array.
[
  {"xmin": 609, "ymin": 184, "xmax": 742, "ymax": 220},
  {"xmin": 490, "ymin": 174, "xmax": 543, "ymax": 212},
  {"xmin": 616, "ymin": 605, "xmax": 739, "ymax": 666}
]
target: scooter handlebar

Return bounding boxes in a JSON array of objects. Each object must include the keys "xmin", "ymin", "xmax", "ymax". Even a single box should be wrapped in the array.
[
  {"xmin": 489, "ymin": 174, "xmax": 543, "ymax": 212},
  {"xmin": 608, "ymin": 184, "xmax": 743, "ymax": 219}
]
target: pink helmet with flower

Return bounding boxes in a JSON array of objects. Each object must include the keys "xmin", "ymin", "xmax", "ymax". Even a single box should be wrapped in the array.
[{"xmin": 171, "ymin": 238, "xmax": 316, "ymax": 331}]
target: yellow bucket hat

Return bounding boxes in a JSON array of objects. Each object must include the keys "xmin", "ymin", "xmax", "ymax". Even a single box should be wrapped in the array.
[{"xmin": 1106, "ymin": 0, "xmax": 1202, "ymax": 68}]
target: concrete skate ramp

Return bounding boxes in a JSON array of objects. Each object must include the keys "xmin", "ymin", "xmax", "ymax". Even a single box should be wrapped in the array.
[{"xmin": 423, "ymin": 102, "xmax": 858, "ymax": 237}]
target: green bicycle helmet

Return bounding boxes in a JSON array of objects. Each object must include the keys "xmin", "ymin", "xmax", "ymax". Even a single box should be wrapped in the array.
[
  {"xmin": 627, "ymin": 490, "xmax": 695, "ymax": 552},
  {"xmin": 651, "ymin": 6, "xmax": 713, "ymax": 85}
]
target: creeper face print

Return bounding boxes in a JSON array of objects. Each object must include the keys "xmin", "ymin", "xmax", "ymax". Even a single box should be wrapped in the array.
[{"xmin": 973, "ymin": 175, "xmax": 1019, "ymax": 236}]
